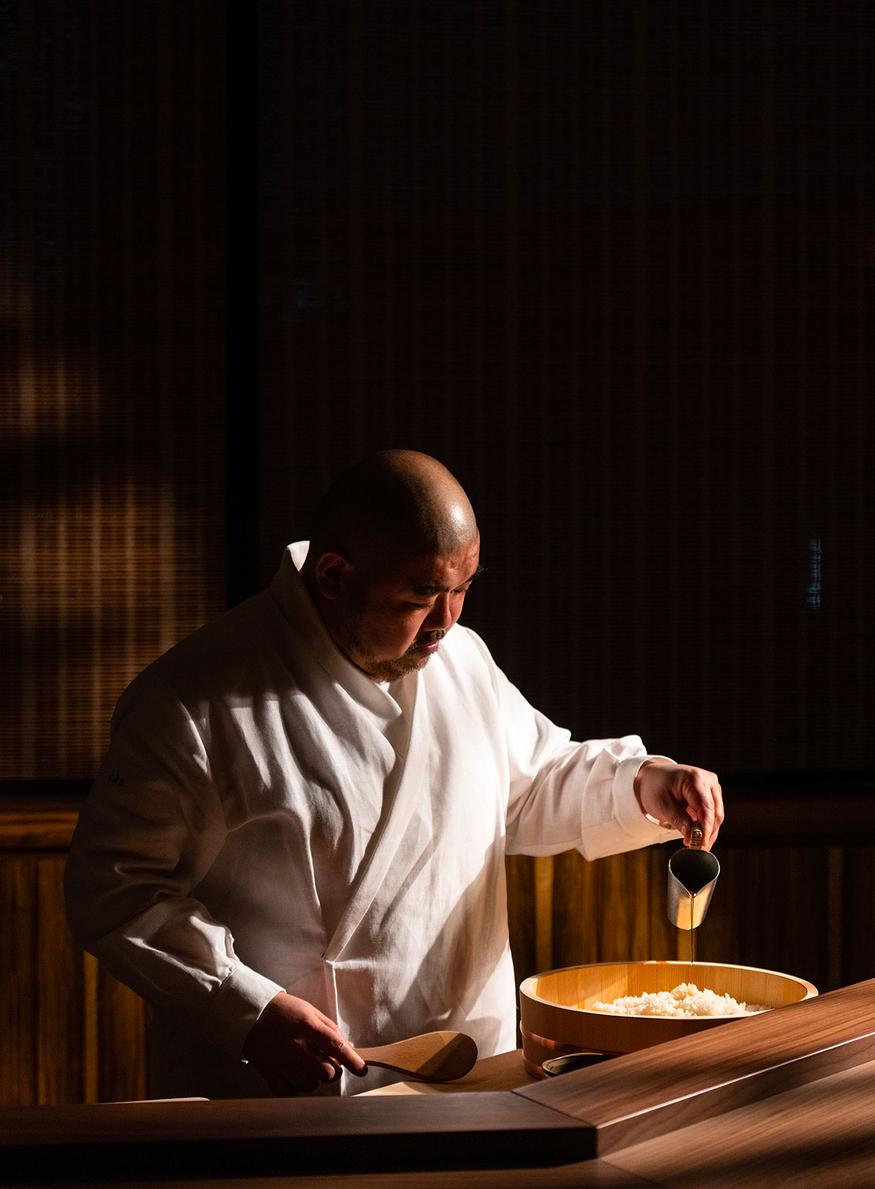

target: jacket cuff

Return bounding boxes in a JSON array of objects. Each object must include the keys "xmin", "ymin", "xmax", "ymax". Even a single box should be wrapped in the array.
[
  {"xmin": 613, "ymin": 754, "xmax": 682, "ymax": 846},
  {"xmin": 200, "ymin": 962, "xmax": 285, "ymax": 1058}
]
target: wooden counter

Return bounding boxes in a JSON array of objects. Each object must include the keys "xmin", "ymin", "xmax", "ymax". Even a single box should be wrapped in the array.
[
  {"xmin": 3, "ymin": 790, "xmax": 874, "ymax": 1107},
  {"xmin": 3, "ymin": 978, "xmax": 874, "ymax": 1187}
]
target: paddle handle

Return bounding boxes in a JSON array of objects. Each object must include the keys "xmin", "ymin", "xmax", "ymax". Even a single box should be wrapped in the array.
[
  {"xmin": 357, "ymin": 1058, "xmax": 438, "ymax": 1081},
  {"xmin": 354, "ymin": 1030, "xmax": 478, "ymax": 1082}
]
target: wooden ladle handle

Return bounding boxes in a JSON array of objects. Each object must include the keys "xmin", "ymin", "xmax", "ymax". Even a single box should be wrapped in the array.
[{"xmin": 355, "ymin": 1030, "xmax": 478, "ymax": 1082}]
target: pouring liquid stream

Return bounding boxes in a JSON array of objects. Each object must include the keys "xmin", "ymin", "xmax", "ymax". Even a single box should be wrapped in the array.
[
  {"xmin": 689, "ymin": 892, "xmax": 695, "ymax": 964},
  {"xmin": 689, "ymin": 826, "xmax": 700, "ymax": 964}
]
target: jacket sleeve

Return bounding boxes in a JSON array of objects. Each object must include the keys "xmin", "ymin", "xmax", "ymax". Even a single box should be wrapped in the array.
[
  {"xmin": 64, "ymin": 674, "xmax": 284, "ymax": 1059},
  {"xmin": 468, "ymin": 639, "xmax": 679, "ymax": 860}
]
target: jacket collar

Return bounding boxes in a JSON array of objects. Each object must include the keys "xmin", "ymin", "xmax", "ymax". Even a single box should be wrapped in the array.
[{"xmin": 268, "ymin": 542, "xmax": 414, "ymax": 721}]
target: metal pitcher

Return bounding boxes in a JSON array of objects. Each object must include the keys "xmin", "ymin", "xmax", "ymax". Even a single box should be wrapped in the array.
[{"xmin": 667, "ymin": 826, "xmax": 720, "ymax": 931}]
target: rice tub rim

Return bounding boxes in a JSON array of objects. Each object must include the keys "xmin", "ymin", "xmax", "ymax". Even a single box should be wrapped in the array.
[{"xmin": 519, "ymin": 958, "xmax": 819, "ymax": 1020}]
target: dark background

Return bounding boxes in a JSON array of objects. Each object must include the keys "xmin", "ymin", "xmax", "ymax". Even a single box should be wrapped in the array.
[
  {"xmin": 260, "ymin": 0, "xmax": 875, "ymax": 778},
  {"xmin": 3, "ymin": 0, "xmax": 874, "ymax": 787}
]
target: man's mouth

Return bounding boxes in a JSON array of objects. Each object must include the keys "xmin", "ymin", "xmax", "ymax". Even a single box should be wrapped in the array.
[{"xmin": 411, "ymin": 633, "xmax": 445, "ymax": 654}]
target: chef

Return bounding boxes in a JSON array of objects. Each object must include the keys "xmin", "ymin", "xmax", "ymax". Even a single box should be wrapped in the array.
[{"xmin": 65, "ymin": 450, "xmax": 724, "ymax": 1099}]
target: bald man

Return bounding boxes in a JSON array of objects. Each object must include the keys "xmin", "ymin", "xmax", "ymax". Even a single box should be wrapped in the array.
[{"xmin": 66, "ymin": 451, "xmax": 723, "ymax": 1099}]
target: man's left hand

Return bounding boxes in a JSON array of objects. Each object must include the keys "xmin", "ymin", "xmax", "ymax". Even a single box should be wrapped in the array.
[{"xmin": 634, "ymin": 758, "xmax": 724, "ymax": 850}]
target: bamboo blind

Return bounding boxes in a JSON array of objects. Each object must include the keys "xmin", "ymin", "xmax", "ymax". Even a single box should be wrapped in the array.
[
  {"xmin": 262, "ymin": 1, "xmax": 875, "ymax": 776},
  {"xmin": 1, "ymin": 2, "xmax": 227, "ymax": 780},
  {"xmin": 3, "ymin": 3, "xmax": 873, "ymax": 781}
]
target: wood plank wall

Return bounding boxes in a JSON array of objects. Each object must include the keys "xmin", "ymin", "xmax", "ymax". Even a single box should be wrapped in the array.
[
  {"xmin": 3, "ymin": 797, "xmax": 872, "ymax": 1106},
  {"xmin": 1, "ymin": 805, "xmax": 145, "ymax": 1106}
]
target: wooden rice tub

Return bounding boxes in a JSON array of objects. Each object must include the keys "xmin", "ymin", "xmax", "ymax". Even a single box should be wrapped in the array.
[{"xmin": 519, "ymin": 959, "xmax": 818, "ymax": 1076}]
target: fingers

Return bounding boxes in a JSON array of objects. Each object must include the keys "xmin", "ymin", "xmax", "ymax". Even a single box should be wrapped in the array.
[
  {"xmin": 243, "ymin": 991, "xmax": 367, "ymax": 1096},
  {"xmin": 324, "ymin": 1035, "xmax": 368, "ymax": 1077},
  {"xmin": 307, "ymin": 1019, "xmax": 367, "ymax": 1077},
  {"xmin": 286, "ymin": 1024, "xmax": 364, "ymax": 1088},
  {"xmin": 676, "ymin": 767, "xmax": 724, "ymax": 850},
  {"xmin": 707, "ymin": 778, "xmax": 725, "ymax": 848},
  {"xmin": 639, "ymin": 762, "xmax": 724, "ymax": 850},
  {"xmin": 266, "ymin": 1054, "xmax": 341, "ymax": 1097},
  {"xmin": 304, "ymin": 1008, "xmax": 367, "ymax": 1076},
  {"xmin": 270, "ymin": 1043, "xmax": 348, "ymax": 1096}
]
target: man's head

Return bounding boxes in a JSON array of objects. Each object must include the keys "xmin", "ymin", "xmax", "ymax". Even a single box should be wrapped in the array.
[{"xmin": 302, "ymin": 450, "xmax": 481, "ymax": 682}]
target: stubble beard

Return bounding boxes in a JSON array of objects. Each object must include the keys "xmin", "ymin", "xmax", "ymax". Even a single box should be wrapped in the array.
[
  {"xmin": 363, "ymin": 651, "xmax": 429, "ymax": 682},
  {"xmin": 333, "ymin": 611, "xmax": 438, "ymax": 683}
]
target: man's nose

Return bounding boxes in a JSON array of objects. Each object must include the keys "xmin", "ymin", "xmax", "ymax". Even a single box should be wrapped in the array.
[{"xmin": 424, "ymin": 594, "xmax": 454, "ymax": 630}]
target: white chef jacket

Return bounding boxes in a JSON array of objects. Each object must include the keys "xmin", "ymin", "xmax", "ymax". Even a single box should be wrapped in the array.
[{"xmin": 65, "ymin": 542, "xmax": 675, "ymax": 1098}]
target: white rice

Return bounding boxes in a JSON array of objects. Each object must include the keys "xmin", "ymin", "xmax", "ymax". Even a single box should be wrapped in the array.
[{"xmin": 589, "ymin": 982, "xmax": 767, "ymax": 1017}]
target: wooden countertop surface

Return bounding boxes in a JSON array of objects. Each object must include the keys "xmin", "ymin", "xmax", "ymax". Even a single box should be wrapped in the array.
[{"xmin": 3, "ymin": 978, "xmax": 874, "ymax": 1187}]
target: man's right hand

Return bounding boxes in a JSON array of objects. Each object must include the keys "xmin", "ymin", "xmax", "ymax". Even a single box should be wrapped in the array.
[{"xmin": 242, "ymin": 991, "xmax": 368, "ymax": 1095}]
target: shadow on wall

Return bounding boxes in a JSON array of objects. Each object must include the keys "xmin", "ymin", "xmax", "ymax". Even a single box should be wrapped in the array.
[{"xmin": 0, "ymin": 3, "xmax": 228, "ymax": 781}]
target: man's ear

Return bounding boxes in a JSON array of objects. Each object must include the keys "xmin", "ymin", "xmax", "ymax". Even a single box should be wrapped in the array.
[{"xmin": 312, "ymin": 552, "xmax": 353, "ymax": 600}]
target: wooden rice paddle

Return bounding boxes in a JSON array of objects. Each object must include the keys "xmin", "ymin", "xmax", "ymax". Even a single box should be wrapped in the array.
[{"xmin": 356, "ymin": 1030, "xmax": 478, "ymax": 1082}]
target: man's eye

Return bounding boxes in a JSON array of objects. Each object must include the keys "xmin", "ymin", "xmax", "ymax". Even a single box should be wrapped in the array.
[{"xmin": 406, "ymin": 602, "xmax": 431, "ymax": 610}]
